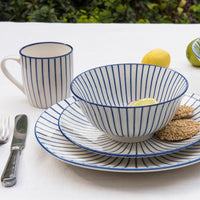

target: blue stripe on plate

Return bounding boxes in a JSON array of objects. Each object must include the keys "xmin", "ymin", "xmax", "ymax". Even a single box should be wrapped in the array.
[
  {"xmin": 58, "ymin": 94, "xmax": 200, "ymax": 158},
  {"xmin": 35, "ymin": 94, "xmax": 200, "ymax": 172}
]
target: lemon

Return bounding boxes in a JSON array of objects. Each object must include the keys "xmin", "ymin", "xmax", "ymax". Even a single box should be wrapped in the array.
[
  {"xmin": 126, "ymin": 100, "xmax": 136, "ymax": 106},
  {"xmin": 186, "ymin": 38, "xmax": 200, "ymax": 67},
  {"xmin": 141, "ymin": 49, "xmax": 170, "ymax": 68},
  {"xmin": 128, "ymin": 98, "xmax": 158, "ymax": 107}
]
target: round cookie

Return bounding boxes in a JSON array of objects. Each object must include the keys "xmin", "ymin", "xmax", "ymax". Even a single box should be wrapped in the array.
[
  {"xmin": 172, "ymin": 105, "xmax": 194, "ymax": 120},
  {"xmin": 157, "ymin": 119, "xmax": 200, "ymax": 141}
]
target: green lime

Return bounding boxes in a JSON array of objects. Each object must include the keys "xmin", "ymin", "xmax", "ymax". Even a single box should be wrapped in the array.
[{"xmin": 186, "ymin": 38, "xmax": 200, "ymax": 67}]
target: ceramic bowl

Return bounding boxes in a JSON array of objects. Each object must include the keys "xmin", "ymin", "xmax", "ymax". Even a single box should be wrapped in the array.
[
  {"xmin": 70, "ymin": 63, "xmax": 188, "ymax": 143},
  {"xmin": 192, "ymin": 38, "xmax": 200, "ymax": 60}
]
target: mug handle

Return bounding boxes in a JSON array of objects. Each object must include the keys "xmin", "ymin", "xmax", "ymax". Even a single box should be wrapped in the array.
[{"xmin": 1, "ymin": 56, "xmax": 25, "ymax": 94}]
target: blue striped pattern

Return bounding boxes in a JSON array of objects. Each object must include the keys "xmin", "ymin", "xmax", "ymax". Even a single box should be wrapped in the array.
[
  {"xmin": 20, "ymin": 42, "xmax": 73, "ymax": 109},
  {"xmin": 58, "ymin": 94, "xmax": 200, "ymax": 157},
  {"xmin": 192, "ymin": 38, "xmax": 200, "ymax": 59},
  {"xmin": 70, "ymin": 64, "xmax": 188, "ymax": 142},
  {"xmin": 35, "ymin": 94, "xmax": 200, "ymax": 172}
]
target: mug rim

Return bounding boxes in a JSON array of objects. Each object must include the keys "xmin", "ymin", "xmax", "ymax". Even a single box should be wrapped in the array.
[{"xmin": 19, "ymin": 41, "xmax": 73, "ymax": 59}]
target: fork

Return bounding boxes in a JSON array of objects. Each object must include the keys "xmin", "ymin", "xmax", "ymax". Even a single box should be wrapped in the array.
[{"xmin": 0, "ymin": 116, "xmax": 10, "ymax": 144}]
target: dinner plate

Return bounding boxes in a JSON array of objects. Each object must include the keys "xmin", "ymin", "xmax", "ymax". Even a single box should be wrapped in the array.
[
  {"xmin": 35, "ymin": 93, "xmax": 200, "ymax": 172},
  {"xmin": 58, "ymin": 94, "xmax": 200, "ymax": 157}
]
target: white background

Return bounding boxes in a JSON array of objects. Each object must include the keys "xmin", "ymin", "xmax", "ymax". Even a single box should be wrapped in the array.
[{"xmin": 0, "ymin": 22, "xmax": 200, "ymax": 199}]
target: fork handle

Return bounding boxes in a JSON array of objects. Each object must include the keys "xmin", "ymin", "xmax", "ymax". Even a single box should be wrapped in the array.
[{"xmin": 1, "ymin": 149, "xmax": 21, "ymax": 187}]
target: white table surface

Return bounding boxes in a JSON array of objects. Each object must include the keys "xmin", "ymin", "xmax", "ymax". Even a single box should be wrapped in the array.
[{"xmin": 0, "ymin": 22, "xmax": 200, "ymax": 200}]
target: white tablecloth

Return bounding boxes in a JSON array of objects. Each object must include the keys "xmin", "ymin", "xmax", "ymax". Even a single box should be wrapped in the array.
[{"xmin": 0, "ymin": 22, "xmax": 200, "ymax": 200}]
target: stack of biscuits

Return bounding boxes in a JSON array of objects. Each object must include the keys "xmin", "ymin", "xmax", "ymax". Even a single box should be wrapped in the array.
[{"xmin": 157, "ymin": 105, "xmax": 200, "ymax": 141}]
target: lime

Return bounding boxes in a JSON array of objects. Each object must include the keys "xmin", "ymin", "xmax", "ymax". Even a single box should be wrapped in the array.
[
  {"xmin": 186, "ymin": 38, "xmax": 200, "ymax": 67},
  {"xmin": 127, "ymin": 98, "xmax": 158, "ymax": 107},
  {"xmin": 141, "ymin": 49, "xmax": 170, "ymax": 68}
]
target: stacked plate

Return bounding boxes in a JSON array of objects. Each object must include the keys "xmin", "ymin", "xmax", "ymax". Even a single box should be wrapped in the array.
[{"xmin": 35, "ymin": 93, "xmax": 200, "ymax": 172}]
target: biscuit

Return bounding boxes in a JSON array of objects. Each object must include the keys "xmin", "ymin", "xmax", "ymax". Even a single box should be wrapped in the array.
[
  {"xmin": 172, "ymin": 105, "xmax": 194, "ymax": 120},
  {"xmin": 157, "ymin": 119, "xmax": 200, "ymax": 141}
]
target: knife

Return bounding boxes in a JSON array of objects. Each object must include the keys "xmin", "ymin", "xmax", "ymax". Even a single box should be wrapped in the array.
[{"xmin": 1, "ymin": 114, "xmax": 28, "ymax": 187}]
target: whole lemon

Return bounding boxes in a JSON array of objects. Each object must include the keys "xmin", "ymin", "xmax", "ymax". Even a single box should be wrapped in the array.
[
  {"xmin": 186, "ymin": 38, "xmax": 200, "ymax": 67},
  {"xmin": 141, "ymin": 49, "xmax": 170, "ymax": 68}
]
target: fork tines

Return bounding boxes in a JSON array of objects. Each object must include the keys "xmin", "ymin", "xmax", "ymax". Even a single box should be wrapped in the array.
[{"xmin": 0, "ymin": 116, "xmax": 10, "ymax": 144}]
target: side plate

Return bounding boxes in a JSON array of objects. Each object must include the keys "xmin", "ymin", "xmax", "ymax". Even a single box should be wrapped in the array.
[{"xmin": 58, "ymin": 94, "xmax": 200, "ymax": 157}]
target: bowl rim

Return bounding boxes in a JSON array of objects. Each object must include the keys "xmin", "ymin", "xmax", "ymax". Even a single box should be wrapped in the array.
[{"xmin": 70, "ymin": 63, "xmax": 189, "ymax": 108}]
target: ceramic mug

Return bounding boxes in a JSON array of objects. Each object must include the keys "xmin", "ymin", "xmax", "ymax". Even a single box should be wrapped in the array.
[{"xmin": 1, "ymin": 42, "xmax": 73, "ymax": 109}]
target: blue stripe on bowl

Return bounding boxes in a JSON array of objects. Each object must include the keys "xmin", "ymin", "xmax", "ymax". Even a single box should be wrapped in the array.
[
  {"xmin": 70, "ymin": 64, "xmax": 188, "ymax": 142},
  {"xmin": 76, "ymin": 64, "xmax": 186, "ymax": 106},
  {"xmin": 58, "ymin": 94, "xmax": 200, "ymax": 157}
]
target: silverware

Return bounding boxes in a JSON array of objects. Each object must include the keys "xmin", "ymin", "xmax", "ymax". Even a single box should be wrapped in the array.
[
  {"xmin": 1, "ymin": 114, "xmax": 28, "ymax": 187},
  {"xmin": 0, "ymin": 116, "xmax": 10, "ymax": 144}
]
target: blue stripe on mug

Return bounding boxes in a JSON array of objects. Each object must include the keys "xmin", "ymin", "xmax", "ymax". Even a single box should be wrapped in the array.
[{"xmin": 20, "ymin": 42, "xmax": 73, "ymax": 108}]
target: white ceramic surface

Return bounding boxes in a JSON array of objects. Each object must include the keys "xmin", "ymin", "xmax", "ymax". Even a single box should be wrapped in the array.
[
  {"xmin": 35, "ymin": 94, "xmax": 200, "ymax": 172},
  {"xmin": 1, "ymin": 42, "xmax": 73, "ymax": 108},
  {"xmin": 192, "ymin": 38, "xmax": 200, "ymax": 60},
  {"xmin": 71, "ymin": 63, "xmax": 188, "ymax": 142},
  {"xmin": 58, "ymin": 94, "xmax": 200, "ymax": 157}
]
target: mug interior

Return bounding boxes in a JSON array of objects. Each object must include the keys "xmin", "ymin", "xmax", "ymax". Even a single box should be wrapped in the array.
[{"xmin": 20, "ymin": 42, "xmax": 72, "ymax": 58}]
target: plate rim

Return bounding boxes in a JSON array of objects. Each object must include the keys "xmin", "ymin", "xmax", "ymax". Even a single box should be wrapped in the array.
[
  {"xmin": 58, "ymin": 94, "xmax": 200, "ymax": 158},
  {"xmin": 34, "ymin": 93, "xmax": 200, "ymax": 173}
]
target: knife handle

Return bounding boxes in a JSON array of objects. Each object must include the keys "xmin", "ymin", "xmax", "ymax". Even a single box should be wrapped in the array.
[{"xmin": 1, "ymin": 149, "xmax": 21, "ymax": 187}]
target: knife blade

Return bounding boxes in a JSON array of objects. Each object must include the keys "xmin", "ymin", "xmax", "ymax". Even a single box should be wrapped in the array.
[{"xmin": 1, "ymin": 114, "xmax": 28, "ymax": 187}]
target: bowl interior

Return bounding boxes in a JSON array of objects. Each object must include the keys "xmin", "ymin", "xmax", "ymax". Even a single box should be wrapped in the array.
[{"xmin": 71, "ymin": 64, "xmax": 188, "ymax": 107}]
